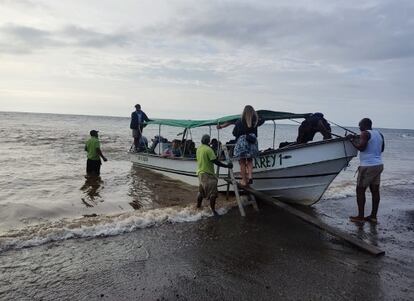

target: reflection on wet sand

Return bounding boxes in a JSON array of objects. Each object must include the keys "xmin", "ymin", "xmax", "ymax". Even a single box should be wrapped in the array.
[
  {"xmin": 80, "ymin": 176, "xmax": 104, "ymax": 207},
  {"xmin": 127, "ymin": 165, "xmax": 200, "ymax": 210},
  {"xmin": 348, "ymin": 223, "xmax": 382, "ymax": 300}
]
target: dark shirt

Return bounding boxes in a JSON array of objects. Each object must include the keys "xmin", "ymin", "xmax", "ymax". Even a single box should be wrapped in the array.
[
  {"xmin": 232, "ymin": 117, "xmax": 264, "ymax": 139},
  {"xmin": 302, "ymin": 113, "xmax": 331, "ymax": 131},
  {"xmin": 297, "ymin": 113, "xmax": 331, "ymax": 143},
  {"xmin": 130, "ymin": 110, "xmax": 149, "ymax": 130}
]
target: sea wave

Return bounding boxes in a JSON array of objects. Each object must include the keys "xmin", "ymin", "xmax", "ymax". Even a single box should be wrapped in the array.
[
  {"xmin": 323, "ymin": 177, "xmax": 414, "ymax": 200},
  {"xmin": 0, "ymin": 204, "xmax": 233, "ymax": 253}
]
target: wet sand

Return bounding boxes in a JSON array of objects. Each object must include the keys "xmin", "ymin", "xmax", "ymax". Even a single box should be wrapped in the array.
[{"xmin": 1, "ymin": 187, "xmax": 413, "ymax": 301}]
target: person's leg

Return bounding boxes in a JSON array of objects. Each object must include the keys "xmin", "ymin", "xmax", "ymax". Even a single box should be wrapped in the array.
[
  {"xmin": 196, "ymin": 192, "xmax": 203, "ymax": 208},
  {"xmin": 96, "ymin": 161, "xmax": 101, "ymax": 176},
  {"xmin": 87, "ymin": 159, "xmax": 99, "ymax": 176},
  {"xmin": 350, "ymin": 185, "xmax": 367, "ymax": 221},
  {"xmin": 86, "ymin": 159, "xmax": 91, "ymax": 175},
  {"xmin": 239, "ymin": 159, "xmax": 247, "ymax": 186},
  {"xmin": 209, "ymin": 196, "xmax": 218, "ymax": 216},
  {"xmin": 132, "ymin": 130, "xmax": 138, "ymax": 150},
  {"xmin": 247, "ymin": 159, "xmax": 253, "ymax": 184},
  {"xmin": 242, "ymin": 159, "xmax": 249, "ymax": 186},
  {"xmin": 197, "ymin": 176, "xmax": 205, "ymax": 208},
  {"xmin": 368, "ymin": 184, "xmax": 380, "ymax": 220},
  {"xmin": 135, "ymin": 132, "xmax": 142, "ymax": 150}
]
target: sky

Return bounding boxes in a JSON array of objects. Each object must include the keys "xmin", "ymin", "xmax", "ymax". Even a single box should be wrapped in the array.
[{"xmin": 0, "ymin": 0, "xmax": 413, "ymax": 129}]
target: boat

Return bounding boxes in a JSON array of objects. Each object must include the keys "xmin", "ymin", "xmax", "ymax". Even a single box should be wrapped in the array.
[{"xmin": 129, "ymin": 110, "xmax": 358, "ymax": 206}]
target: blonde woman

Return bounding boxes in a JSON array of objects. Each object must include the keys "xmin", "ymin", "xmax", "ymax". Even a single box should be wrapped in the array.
[{"xmin": 232, "ymin": 105, "xmax": 262, "ymax": 187}]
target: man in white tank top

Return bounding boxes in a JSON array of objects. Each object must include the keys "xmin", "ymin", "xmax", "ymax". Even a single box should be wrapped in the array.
[{"xmin": 349, "ymin": 118, "xmax": 384, "ymax": 223}]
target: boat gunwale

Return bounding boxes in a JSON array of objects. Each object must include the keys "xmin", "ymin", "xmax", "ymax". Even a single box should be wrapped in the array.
[{"xmin": 129, "ymin": 136, "xmax": 353, "ymax": 162}]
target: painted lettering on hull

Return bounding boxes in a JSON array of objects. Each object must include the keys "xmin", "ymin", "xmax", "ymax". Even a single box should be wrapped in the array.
[
  {"xmin": 136, "ymin": 154, "xmax": 149, "ymax": 162},
  {"xmin": 253, "ymin": 154, "xmax": 291, "ymax": 169},
  {"xmin": 254, "ymin": 154, "xmax": 277, "ymax": 169}
]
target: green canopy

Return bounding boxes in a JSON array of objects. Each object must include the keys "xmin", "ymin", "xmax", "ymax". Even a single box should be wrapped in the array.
[{"xmin": 144, "ymin": 110, "xmax": 311, "ymax": 129}]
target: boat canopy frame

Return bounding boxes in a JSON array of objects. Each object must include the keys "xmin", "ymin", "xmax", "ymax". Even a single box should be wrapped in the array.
[{"xmin": 144, "ymin": 110, "xmax": 311, "ymax": 129}]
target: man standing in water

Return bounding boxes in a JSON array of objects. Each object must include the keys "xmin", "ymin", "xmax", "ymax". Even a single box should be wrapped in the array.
[
  {"xmin": 196, "ymin": 134, "xmax": 233, "ymax": 216},
  {"xmin": 130, "ymin": 104, "xmax": 150, "ymax": 151},
  {"xmin": 349, "ymin": 118, "xmax": 384, "ymax": 223},
  {"xmin": 85, "ymin": 130, "xmax": 107, "ymax": 176}
]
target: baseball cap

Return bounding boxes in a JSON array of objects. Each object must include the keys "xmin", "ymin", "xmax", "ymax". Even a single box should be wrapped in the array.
[{"xmin": 90, "ymin": 130, "xmax": 99, "ymax": 136}]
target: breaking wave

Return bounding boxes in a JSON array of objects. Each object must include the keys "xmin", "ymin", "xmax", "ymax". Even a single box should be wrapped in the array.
[{"xmin": 0, "ymin": 204, "xmax": 233, "ymax": 253}]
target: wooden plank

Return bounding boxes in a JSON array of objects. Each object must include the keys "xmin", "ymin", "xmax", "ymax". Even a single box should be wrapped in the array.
[
  {"xmin": 222, "ymin": 145, "xmax": 246, "ymax": 216},
  {"xmin": 242, "ymin": 187, "xmax": 385, "ymax": 256}
]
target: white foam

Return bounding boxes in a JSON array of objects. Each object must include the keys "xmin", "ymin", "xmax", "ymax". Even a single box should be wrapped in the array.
[
  {"xmin": 0, "ymin": 204, "xmax": 234, "ymax": 252},
  {"xmin": 323, "ymin": 182, "xmax": 355, "ymax": 200}
]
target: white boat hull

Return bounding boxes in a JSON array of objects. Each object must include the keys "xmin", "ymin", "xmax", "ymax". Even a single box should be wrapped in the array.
[{"xmin": 129, "ymin": 138, "xmax": 357, "ymax": 206}]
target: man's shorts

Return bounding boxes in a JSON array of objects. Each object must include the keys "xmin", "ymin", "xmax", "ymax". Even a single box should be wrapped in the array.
[
  {"xmin": 87, "ymin": 159, "xmax": 101, "ymax": 176},
  {"xmin": 198, "ymin": 173, "xmax": 218, "ymax": 200},
  {"xmin": 357, "ymin": 164, "xmax": 384, "ymax": 188}
]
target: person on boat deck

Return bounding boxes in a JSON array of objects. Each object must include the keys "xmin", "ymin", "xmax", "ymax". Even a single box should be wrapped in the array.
[
  {"xmin": 162, "ymin": 139, "xmax": 182, "ymax": 157},
  {"xmin": 196, "ymin": 134, "xmax": 233, "ymax": 216},
  {"xmin": 183, "ymin": 140, "xmax": 196, "ymax": 158},
  {"xmin": 85, "ymin": 130, "xmax": 107, "ymax": 176},
  {"xmin": 296, "ymin": 113, "xmax": 332, "ymax": 144},
  {"xmin": 232, "ymin": 105, "xmax": 263, "ymax": 187},
  {"xmin": 210, "ymin": 138, "xmax": 225, "ymax": 160},
  {"xmin": 137, "ymin": 136, "xmax": 148, "ymax": 152},
  {"xmin": 348, "ymin": 118, "xmax": 385, "ymax": 223},
  {"xmin": 210, "ymin": 138, "xmax": 220, "ymax": 153},
  {"xmin": 149, "ymin": 135, "xmax": 168, "ymax": 154},
  {"xmin": 130, "ymin": 104, "xmax": 150, "ymax": 151}
]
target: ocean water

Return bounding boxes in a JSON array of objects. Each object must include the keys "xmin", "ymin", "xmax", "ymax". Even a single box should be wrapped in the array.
[{"xmin": 0, "ymin": 111, "xmax": 413, "ymax": 252}]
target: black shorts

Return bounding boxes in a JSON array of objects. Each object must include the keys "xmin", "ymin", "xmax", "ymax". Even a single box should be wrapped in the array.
[{"xmin": 86, "ymin": 159, "xmax": 101, "ymax": 175}]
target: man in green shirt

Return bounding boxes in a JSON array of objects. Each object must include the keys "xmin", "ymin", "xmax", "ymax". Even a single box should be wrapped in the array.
[
  {"xmin": 85, "ymin": 130, "xmax": 107, "ymax": 176},
  {"xmin": 196, "ymin": 134, "xmax": 232, "ymax": 216}
]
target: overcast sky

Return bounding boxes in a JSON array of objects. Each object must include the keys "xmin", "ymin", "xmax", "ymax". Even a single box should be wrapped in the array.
[{"xmin": 0, "ymin": 0, "xmax": 413, "ymax": 129}]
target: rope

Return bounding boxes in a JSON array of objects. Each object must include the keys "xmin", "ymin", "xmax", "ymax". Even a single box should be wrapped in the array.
[{"xmin": 327, "ymin": 119, "xmax": 357, "ymax": 135}]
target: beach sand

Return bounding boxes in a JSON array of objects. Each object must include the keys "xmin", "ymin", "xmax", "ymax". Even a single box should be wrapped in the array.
[{"xmin": 1, "ymin": 187, "xmax": 413, "ymax": 301}]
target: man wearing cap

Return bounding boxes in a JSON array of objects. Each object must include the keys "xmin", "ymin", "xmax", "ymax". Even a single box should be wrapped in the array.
[
  {"xmin": 85, "ymin": 130, "xmax": 107, "ymax": 176},
  {"xmin": 130, "ymin": 104, "xmax": 150, "ymax": 151},
  {"xmin": 196, "ymin": 134, "xmax": 233, "ymax": 216}
]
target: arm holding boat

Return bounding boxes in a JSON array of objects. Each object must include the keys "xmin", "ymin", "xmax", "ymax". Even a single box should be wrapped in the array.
[
  {"xmin": 317, "ymin": 120, "xmax": 332, "ymax": 140},
  {"xmin": 142, "ymin": 112, "xmax": 150, "ymax": 123},
  {"xmin": 217, "ymin": 121, "xmax": 234, "ymax": 130},
  {"xmin": 349, "ymin": 131, "xmax": 370, "ymax": 151},
  {"xmin": 212, "ymin": 159, "xmax": 233, "ymax": 169}
]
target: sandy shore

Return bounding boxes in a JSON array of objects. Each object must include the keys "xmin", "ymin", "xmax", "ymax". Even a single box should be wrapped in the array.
[{"xmin": 1, "ymin": 187, "xmax": 413, "ymax": 301}]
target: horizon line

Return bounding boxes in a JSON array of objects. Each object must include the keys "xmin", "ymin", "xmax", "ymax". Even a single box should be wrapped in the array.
[{"xmin": 0, "ymin": 109, "xmax": 412, "ymax": 131}]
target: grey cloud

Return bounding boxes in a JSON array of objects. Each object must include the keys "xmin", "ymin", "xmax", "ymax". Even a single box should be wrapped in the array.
[
  {"xmin": 154, "ymin": 1, "xmax": 414, "ymax": 62},
  {"xmin": 0, "ymin": 24, "xmax": 128, "ymax": 54},
  {"xmin": 62, "ymin": 26, "xmax": 128, "ymax": 48},
  {"xmin": 0, "ymin": 0, "xmax": 46, "ymax": 9}
]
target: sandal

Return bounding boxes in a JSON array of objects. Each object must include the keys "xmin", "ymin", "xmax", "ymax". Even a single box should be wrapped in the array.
[
  {"xmin": 364, "ymin": 216, "xmax": 378, "ymax": 224},
  {"xmin": 349, "ymin": 216, "xmax": 365, "ymax": 223}
]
